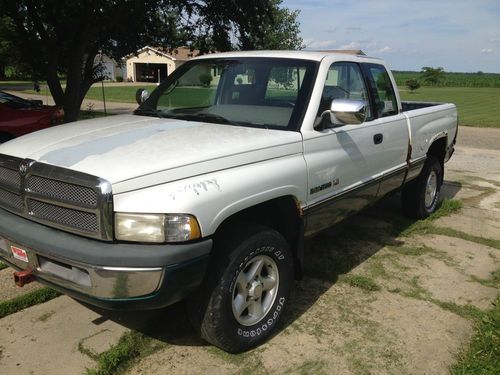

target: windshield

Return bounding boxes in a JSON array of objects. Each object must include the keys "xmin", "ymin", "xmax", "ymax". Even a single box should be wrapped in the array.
[
  {"xmin": 135, "ymin": 58, "xmax": 318, "ymax": 130},
  {"xmin": 0, "ymin": 91, "xmax": 35, "ymax": 109}
]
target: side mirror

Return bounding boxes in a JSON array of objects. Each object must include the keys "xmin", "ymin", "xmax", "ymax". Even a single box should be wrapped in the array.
[
  {"xmin": 329, "ymin": 99, "xmax": 367, "ymax": 125},
  {"xmin": 135, "ymin": 89, "xmax": 149, "ymax": 105},
  {"xmin": 30, "ymin": 99, "xmax": 43, "ymax": 107}
]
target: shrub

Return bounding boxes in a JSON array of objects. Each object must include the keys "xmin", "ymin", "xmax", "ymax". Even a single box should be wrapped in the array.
[
  {"xmin": 199, "ymin": 73, "xmax": 213, "ymax": 87},
  {"xmin": 406, "ymin": 79, "xmax": 421, "ymax": 93},
  {"xmin": 115, "ymin": 75, "xmax": 123, "ymax": 82}
]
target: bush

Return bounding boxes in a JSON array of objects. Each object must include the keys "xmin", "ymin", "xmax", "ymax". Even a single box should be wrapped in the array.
[
  {"xmin": 198, "ymin": 73, "xmax": 213, "ymax": 87},
  {"xmin": 406, "ymin": 79, "xmax": 421, "ymax": 93},
  {"xmin": 115, "ymin": 76, "xmax": 123, "ymax": 82}
]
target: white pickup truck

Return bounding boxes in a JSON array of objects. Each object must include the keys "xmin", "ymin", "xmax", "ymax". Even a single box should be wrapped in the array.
[{"xmin": 0, "ymin": 51, "xmax": 457, "ymax": 352}]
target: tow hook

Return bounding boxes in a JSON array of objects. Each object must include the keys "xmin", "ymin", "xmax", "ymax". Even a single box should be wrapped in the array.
[{"xmin": 13, "ymin": 268, "xmax": 35, "ymax": 287}]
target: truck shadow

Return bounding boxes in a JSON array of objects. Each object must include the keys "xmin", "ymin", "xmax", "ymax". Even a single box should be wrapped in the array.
[{"xmin": 87, "ymin": 181, "xmax": 462, "ymax": 350}]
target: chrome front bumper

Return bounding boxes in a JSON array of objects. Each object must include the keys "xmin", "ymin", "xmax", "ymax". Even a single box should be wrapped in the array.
[{"xmin": 0, "ymin": 236, "xmax": 164, "ymax": 299}]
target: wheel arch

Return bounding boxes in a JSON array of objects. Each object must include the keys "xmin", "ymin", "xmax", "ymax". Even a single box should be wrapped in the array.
[
  {"xmin": 212, "ymin": 195, "xmax": 304, "ymax": 278},
  {"xmin": 427, "ymin": 134, "xmax": 447, "ymax": 181}
]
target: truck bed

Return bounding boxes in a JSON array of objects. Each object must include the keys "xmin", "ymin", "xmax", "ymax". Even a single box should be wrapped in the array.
[{"xmin": 401, "ymin": 101, "xmax": 443, "ymax": 112}]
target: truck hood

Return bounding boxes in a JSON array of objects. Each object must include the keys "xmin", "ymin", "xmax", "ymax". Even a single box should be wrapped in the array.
[{"xmin": 0, "ymin": 115, "xmax": 303, "ymax": 192}]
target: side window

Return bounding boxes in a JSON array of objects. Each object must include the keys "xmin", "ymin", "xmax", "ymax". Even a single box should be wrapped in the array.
[
  {"xmin": 365, "ymin": 65, "xmax": 398, "ymax": 117},
  {"xmin": 316, "ymin": 62, "xmax": 372, "ymax": 120}
]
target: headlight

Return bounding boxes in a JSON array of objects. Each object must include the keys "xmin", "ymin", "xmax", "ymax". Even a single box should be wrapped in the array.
[{"xmin": 115, "ymin": 213, "xmax": 201, "ymax": 243}]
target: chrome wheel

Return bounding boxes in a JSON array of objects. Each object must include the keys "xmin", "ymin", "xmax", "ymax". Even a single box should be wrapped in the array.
[
  {"xmin": 425, "ymin": 170, "xmax": 438, "ymax": 208},
  {"xmin": 231, "ymin": 255, "xmax": 279, "ymax": 326}
]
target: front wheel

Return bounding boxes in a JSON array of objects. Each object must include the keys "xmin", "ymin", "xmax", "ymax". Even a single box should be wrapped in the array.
[
  {"xmin": 402, "ymin": 155, "xmax": 443, "ymax": 219},
  {"xmin": 188, "ymin": 225, "xmax": 294, "ymax": 353}
]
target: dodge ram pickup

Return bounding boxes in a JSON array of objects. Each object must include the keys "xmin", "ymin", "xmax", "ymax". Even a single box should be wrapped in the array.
[{"xmin": 0, "ymin": 51, "xmax": 457, "ymax": 352}]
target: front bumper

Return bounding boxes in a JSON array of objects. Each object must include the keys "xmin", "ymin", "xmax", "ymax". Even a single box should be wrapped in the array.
[{"xmin": 0, "ymin": 208, "xmax": 212, "ymax": 309}]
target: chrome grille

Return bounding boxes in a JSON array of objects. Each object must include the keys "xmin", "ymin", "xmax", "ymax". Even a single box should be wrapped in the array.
[
  {"xmin": 27, "ymin": 175, "xmax": 98, "ymax": 207},
  {"xmin": 28, "ymin": 199, "xmax": 99, "ymax": 233},
  {"xmin": 0, "ymin": 154, "xmax": 113, "ymax": 241}
]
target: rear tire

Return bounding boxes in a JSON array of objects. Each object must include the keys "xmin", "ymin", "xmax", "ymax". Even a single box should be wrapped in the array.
[
  {"xmin": 402, "ymin": 155, "xmax": 443, "ymax": 219},
  {"xmin": 188, "ymin": 224, "xmax": 294, "ymax": 353}
]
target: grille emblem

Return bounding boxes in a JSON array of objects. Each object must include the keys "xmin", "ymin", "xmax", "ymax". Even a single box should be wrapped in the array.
[{"xmin": 19, "ymin": 161, "xmax": 30, "ymax": 176}]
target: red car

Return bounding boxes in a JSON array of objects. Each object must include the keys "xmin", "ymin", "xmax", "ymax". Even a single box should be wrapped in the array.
[{"xmin": 0, "ymin": 91, "xmax": 64, "ymax": 143}]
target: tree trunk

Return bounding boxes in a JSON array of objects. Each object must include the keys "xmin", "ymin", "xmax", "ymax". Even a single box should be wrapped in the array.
[{"xmin": 63, "ymin": 100, "xmax": 83, "ymax": 123}]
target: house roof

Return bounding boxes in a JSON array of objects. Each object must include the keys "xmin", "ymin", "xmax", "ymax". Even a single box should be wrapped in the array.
[{"xmin": 125, "ymin": 46, "xmax": 202, "ymax": 61}]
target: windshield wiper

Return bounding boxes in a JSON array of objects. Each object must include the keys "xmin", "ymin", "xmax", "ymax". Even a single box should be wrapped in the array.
[
  {"xmin": 169, "ymin": 112, "xmax": 237, "ymax": 125},
  {"xmin": 134, "ymin": 108, "xmax": 166, "ymax": 118}
]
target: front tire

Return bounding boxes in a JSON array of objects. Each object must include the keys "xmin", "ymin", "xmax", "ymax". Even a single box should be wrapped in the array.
[
  {"xmin": 402, "ymin": 155, "xmax": 443, "ymax": 219},
  {"xmin": 188, "ymin": 225, "xmax": 294, "ymax": 353}
]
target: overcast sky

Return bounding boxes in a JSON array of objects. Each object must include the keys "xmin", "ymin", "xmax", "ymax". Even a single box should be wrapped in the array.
[{"xmin": 283, "ymin": 0, "xmax": 500, "ymax": 73}]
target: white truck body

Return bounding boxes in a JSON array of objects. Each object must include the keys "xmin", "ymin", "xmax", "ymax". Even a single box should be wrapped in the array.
[{"xmin": 0, "ymin": 50, "xmax": 457, "ymax": 351}]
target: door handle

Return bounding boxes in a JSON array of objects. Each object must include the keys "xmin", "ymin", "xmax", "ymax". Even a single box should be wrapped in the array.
[{"xmin": 373, "ymin": 133, "xmax": 383, "ymax": 144}]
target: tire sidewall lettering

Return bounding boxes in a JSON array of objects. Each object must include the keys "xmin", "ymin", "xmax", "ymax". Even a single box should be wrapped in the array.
[{"xmin": 236, "ymin": 296, "xmax": 286, "ymax": 337}]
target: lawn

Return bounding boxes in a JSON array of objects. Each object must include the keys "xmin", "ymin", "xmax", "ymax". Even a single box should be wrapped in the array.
[
  {"xmin": 84, "ymin": 85, "xmax": 157, "ymax": 103},
  {"xmin": 399, "ymin": 86, "xmax": 500, "ymax": 127}
]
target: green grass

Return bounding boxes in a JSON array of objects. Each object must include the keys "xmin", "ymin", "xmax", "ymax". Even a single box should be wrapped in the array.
[
  {"xmin": 0, "ymin": 80, "xmax": 40, "ymax": 88},
  {"xmin": 470, "ymin": 269, "xmax": 500, "ymax": 289},
  {"xmin": 340, "ymin": 274, "xmax": 381, "ymax": 292},
  {"xmin": 399, "ymin": 86, "xmax": 500, "ymax": 127},
  {"xmin": 0, "ymin": 261, "xmax": 8, "ymax": 271},
  {"xmin": 451, "ymin": 297, "xmax": 500, "ymax": 375},
  {"xmin": 397, "ymin": 199, "xmax": 463, "ymax": 237},
  {"xmin": 84, "ymin": 85, "xmax": 157, "ymax": 103},
  {"xmin": 393, "ymin": 71, "xmax": 500, "ymax": 88},
  {"xmin": 86, "ymin": 331, "xmax": 166, "ymax": 375},
  {"xmin": 0, "ymin": 287, "xmax": 60, "ymax": 319}
]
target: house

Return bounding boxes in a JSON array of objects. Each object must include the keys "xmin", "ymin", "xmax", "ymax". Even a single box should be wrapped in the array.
[
  {"xmin": 125, "ymin": 46, "xmax": 201, "ymax": 83},
  {"xmin": 94, "ymin": 53, "xmax": 125, "ymax": 81}
]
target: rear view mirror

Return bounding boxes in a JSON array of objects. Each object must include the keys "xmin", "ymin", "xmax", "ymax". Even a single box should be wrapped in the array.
[
  {"xmin": 329, "ymin": 99, "xmax": 367, "ymax": 125},
  {"xmin": 135, "ymin": 89, "xmax": 149, "ymax": 105}
]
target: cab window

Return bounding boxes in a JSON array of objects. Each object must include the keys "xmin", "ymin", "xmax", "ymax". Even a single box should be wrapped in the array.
[
  {"xmin": 316, "ymin": 62, "xmax": 372, "ymax": 121},
  {"xmin": 364, "ymin": 64, "xmax": 398, "ymax": 117}
]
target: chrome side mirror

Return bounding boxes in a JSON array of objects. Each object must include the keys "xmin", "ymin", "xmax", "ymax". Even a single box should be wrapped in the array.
[
  {"xmin": 329, "ymin": 99, "xmax": 367, "ymax": 125},
  {"xmin": 135, "ymin": 89, "xmax": 149, "ymax": 105}
]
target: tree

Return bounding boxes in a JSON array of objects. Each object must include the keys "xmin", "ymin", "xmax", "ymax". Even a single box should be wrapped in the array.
[
  {"xmin": 405, "ymin": 79, "xmax": 421, "ymax": 93},
  {"xmin": 421, "ymin": 66, "xmax": 445, "ymax": 85},
  {"xmin": 0, "ymin": 0, "xmax": 303, "ymax": 122},
  {"xmin": 235, "ymin": 0, "xmax": 304, "ymax": 50}
]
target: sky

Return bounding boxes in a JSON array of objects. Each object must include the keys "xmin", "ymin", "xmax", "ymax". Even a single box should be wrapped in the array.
[{"xmin": 282, "ymin": 0, "xmax": 500, "ymax": 73}]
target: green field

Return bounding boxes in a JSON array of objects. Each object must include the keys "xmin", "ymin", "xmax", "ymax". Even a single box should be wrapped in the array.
[
  {"xmin": 393, "ymin": 71, "xmax": 500, "ymax": 88},
  {"xmin": 399, "ymin": 87, "xmax": 500, "ymax": 127}
]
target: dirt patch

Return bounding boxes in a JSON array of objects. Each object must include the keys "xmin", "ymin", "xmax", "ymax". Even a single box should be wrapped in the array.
[
  {"xmin": 369, "ymin": 291, "xmax": 473, "ymax": 375},
  {"xmin": 408, "ymin": 234, "xmax": 499, "ymax": 280},
  {"xmin": 434, "ymin": 207, "xmax": 500, "ymax": 241},
  {"xmin": 128, "ymin": 345, "xmax": 241, "ymax": 375},
  {"xmin": 0, "ymin": 296, "xmax": 129, "ymax": 375},
  {"xmin": 0, "ymin": 268, "xmax": 42, "ymax": 302}
]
